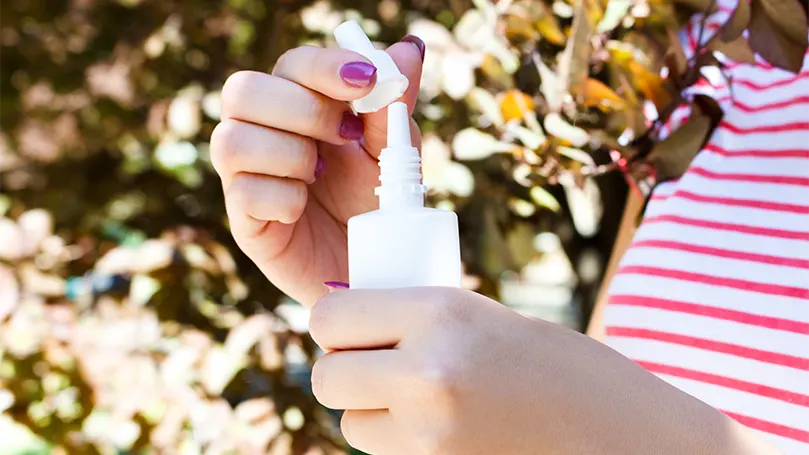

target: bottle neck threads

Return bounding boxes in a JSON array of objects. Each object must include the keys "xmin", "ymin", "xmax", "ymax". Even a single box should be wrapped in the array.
[{"xmin": 375, "ymin": 145, "xmax": 425, "ymax": 210}]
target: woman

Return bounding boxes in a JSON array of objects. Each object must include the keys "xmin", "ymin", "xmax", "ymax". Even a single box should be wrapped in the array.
[{"xmin": 209, "ymin": 11, "xmax": 809, "ymax": 455}]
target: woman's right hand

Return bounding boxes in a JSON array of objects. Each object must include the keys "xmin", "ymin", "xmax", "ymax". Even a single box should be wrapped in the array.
[{"xmin": 211, "ymin": 36, "xmax": 425, "ymax": 307}]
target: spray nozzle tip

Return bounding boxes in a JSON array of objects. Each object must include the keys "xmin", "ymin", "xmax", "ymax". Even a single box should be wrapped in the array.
[{"xmin": 386, "ymin": 102, "xmax": 412, "ymax": 148}]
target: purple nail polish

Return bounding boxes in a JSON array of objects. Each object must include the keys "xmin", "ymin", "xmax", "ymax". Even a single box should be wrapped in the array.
[
  {"xmin": 323, "ymin": 281, "xmax": 349, "ymax": 289},
  {"xmin": 400, "ymin": 34, "xmax": 426, "ymax": 62},
  {"xmin": 339, "ymin": 111, "xmax": 364, "ymax": 141},
  {"xmin": 315, "ymin": 155, "xmax": 325, "ymax": 178},
  {"xmin": 340, "ymin": 61, "xmax": 377, "ymax": 88}
]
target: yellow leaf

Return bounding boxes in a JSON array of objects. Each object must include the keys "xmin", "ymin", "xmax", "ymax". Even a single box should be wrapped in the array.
[
  {"xmin": 627, "ymin": 60, "xmax": 672, "ymax": 111},
  {"xmin": 500, "ymin": 89, "xmax": 535, "ymax": 122},
  {"xmin": 480, "ymin": 54, "xmax": 514, "ymax": 90},
  {"xmin": 505, "ymin": 13, "xmax": 538, "ymax": 42},
  {"xmin": 536, "ymin": 15, "xmax": 566, "ymax": 45},
  {"xmin": 578, "ymin": 78, "xmax": 626, "ymax": 110}
]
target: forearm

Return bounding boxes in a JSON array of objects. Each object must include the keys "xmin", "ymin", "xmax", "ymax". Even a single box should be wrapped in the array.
[{"xmin": 548, "ymin": 329, "xmax": 782, "ymax": 455}]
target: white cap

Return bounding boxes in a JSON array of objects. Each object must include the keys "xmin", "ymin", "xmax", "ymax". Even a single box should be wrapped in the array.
[{"xmin": 334, "ymin": 20, "xmax": 410, "ymax": 113}]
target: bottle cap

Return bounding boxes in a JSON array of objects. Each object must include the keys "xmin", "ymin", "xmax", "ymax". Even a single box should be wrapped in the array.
[{"xmin": 334, "ymin": 20, "xmax": 410, "ymax": 113}]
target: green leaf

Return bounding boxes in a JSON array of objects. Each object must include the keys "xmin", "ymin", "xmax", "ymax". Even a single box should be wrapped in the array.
[{"xmin": 530, "ymin": 186, "xmax": 561, "ymax": 212}]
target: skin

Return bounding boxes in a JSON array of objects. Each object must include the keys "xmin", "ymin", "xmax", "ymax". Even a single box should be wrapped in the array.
[{"xmin": 212, "ymin": 41, "xmax": 783, "ymax": 454}]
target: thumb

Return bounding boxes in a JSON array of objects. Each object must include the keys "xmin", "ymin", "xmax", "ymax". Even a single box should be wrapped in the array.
[{"xmin": 360, "ymin": 36, "xmax": 425, "ymax": 158}]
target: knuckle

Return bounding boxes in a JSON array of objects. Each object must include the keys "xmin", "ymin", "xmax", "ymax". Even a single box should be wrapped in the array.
[
  {"xmin": 273, "ymin": 48, "xmax": 296, "ymax": 76},
  {"xmin": 305, "ymin": 94, "xmax": 333, "ymax": 133},
  {"xmin": 310, "ymin": 356, "xmax": 330, "ymax": 405},
  {"xmin": 425, "ymin": 288, "xmax": 468, "ymax": 326},
  {"xmin": 209, "ymin": 120, "xmax": 240, "ymax": 173},
  {"xmin": 340, "ymin": 411, "xmax": 356, "ymax": 446},
  {"xmin": 297, "ymin": 137, "xmax": 319, "ymax": 176},
  {"xmin": 221, "ymin": 71, "xmax": 258, "ymax": 117},
  {"xmin": 415, "ymin": 427, "xmax": 453, "ymax": 455},
  {"xmin": 225, "ymin": 173, "xmax": 255, "ymax": 212},
  {"xmin": 273, "ymin": 47, "xmax": 301, "ymax": 75},
  {"xmin": 279, "ymin": 180, "xmax": 307, "ymax": 223},
  {"xmin": 308, "ymin": 296, "xmax": 334, "ymax": 347},
  {"xmin": 274, "ymin": 45, "xmax": 317, "ymax": 77},
  {"xmin": 414, "ymin": 357, "xmax": 462, "ymax": 405}
]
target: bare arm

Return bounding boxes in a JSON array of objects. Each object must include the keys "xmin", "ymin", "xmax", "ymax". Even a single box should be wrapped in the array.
[{"xmin": 584, "ymin": 192, "xmax": 784, "ymax": 454}]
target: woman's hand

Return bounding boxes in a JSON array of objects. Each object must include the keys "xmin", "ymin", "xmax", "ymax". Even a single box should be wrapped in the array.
[
  {"xmin": 210, "ymin": 38, "xmax": 425, "ymax": 306},
  {"xmin": 310, "ymin": 287, "xmax": 781, "ymax": 455}
]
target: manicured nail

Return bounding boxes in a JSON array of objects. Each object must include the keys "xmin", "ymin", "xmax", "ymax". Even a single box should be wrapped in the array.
[
  {"xmin": 324, "ymin": 281, "xmax": 349, "ymax": 293},
  {"xmin": 400, "ymin": 34, "xmax": 426, "ymax": 62},
  {"xmin": 315, "ymin": 155, "xmax": 325, "ymax": 178},
  {"xmin": 339, "ymin": 111, "xmax": 364, "ymax": 141},
  {"xmin": 340, "ymin": 61, "xmax": 377, "ymax": 88}
]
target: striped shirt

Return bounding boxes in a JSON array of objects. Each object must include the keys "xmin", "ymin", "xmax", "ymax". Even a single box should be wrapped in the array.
[{"xmin": 602, "ymin": 2, "xmax": 809, "ymax": 453}]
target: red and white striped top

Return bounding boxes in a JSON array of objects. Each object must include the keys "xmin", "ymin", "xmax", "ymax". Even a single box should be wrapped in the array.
[{"xmin": 603, "ymin": 2, "xmax": 809, "ymax": 453}]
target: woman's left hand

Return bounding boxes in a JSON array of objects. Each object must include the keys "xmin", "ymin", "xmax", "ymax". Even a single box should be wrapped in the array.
[{"xmin": 309, "ymin": 287, "xmax": 768, "ymax": 455}]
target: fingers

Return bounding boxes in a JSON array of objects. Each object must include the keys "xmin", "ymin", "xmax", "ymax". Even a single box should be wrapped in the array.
[
  {"xmin": 361, "ymin": 40, "xmax": 425, "ymax": 157},
  {"xmin": 312, "ymin": 349, "xmax": 403, "ymax": 410},
  {"xmin": 221, "ymin": 70, "xmax": 363, "ymax": 145},
  {"xmin": 310, "ymin": 287, "xmax": 451, "ymax": 350},
  {"xmin": 341, "ymin": 410, "xmax": 399, "ymax": 455},
  {"xmin": 273, "ymin": 46, "xmax": 377, "ymax": 101},
  {"xmin": 225, "ymin": 173, "xmax": 307, "ymax": 227},
  {"xmin": 210, "ymin": 119, "xmax": 319, "ymax": 188}
]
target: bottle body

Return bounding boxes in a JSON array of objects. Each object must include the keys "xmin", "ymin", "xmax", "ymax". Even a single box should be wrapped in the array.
[{"xmin": 348, "ymin": 208, "xmax": 462, "ymax": 289}]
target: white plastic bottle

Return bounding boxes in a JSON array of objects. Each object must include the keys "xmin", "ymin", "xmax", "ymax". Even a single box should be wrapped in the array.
[{"xmin": 347, "ymin": 102, "xmax": 462, "ymax": 289}]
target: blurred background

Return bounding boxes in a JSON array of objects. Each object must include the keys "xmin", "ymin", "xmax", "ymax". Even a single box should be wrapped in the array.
[{"xmin": 0, "ymin": 0, "xmax": 688, "ymax": 452}]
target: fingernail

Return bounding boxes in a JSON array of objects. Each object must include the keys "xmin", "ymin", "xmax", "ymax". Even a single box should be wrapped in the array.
[
  {"xmin": 340, "ymin": 61, "xmax": 377, "ymax": 88},
  {"xmin": 324, "ymin": 281, "xmax": 349, "ymax": 293},
  {"xmin": 339, "ymin": 111, "xmax": 364, "ymax": 141},
  {"xmin": 315, "ymin": 155, "xmax": 325, "ymax": 178},
  {"xmin": 400, "ymin": 34, "xmax": 426, "ymax": 62}
]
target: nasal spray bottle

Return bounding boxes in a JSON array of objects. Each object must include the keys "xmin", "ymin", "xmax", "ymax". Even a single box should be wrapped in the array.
[{"xmin": 334, "ymin": 21, "xmax": 462, "ymax": 289}]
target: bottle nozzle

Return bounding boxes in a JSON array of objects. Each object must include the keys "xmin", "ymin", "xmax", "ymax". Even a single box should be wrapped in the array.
[
  {"xmin": 374, "ymin": 102, "xmax": 425, "ymax": 209},
  {"xmin": 387, "ymin": 102, "xmax": 412, "ymax": 147}
]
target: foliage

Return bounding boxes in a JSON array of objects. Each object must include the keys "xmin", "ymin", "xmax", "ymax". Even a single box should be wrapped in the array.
[{"xmin": 1, "ymin": 0, "xmax": 806, "ymax": 453}]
